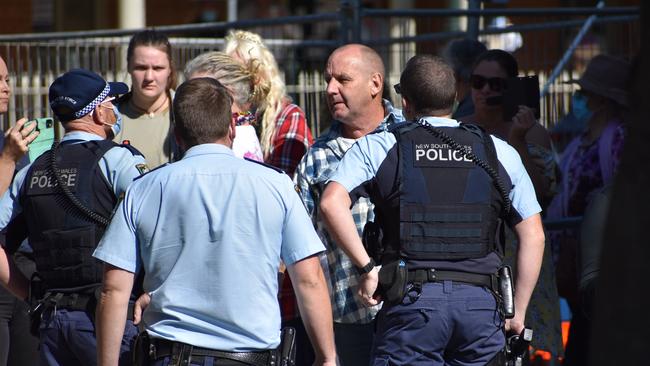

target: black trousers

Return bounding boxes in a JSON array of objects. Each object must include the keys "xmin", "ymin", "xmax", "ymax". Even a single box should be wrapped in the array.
[{"xmin": 0, "ymin": 252, "xmax": 38, "ymax": 366}]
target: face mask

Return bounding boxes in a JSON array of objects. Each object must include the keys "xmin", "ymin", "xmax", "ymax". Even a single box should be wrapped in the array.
[
  {"xmin": 571, "ymin": 92, "xmax": 592, "ymax": 122},
  {"xmin": 109, "ymin": 104, "xmax": 123, "ymax": 136}
]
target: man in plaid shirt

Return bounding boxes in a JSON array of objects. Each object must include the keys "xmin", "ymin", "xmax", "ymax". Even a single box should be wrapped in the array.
[{"xmin": 289, "ymin": 44, "xmax": 403, "ymax": 366}]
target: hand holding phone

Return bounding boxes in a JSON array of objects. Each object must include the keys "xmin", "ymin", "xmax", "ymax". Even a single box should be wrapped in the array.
[
  {"xmin": 509, "ymin": 105, "xmax": 537, "ymax": 141},
  {"xmin": 22, "ymin": 117, "xmax": 55, "ymax": 162},
  {"xmin": 2, "ymin": 118, "xmax": 39, "ymax": 162}
]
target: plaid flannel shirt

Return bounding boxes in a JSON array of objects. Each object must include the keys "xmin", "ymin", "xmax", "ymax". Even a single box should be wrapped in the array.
[
  {"xmin": 266, "ymin": 103, "xmax": 314, "ymax": 177},
  {"xmin": 290, "ymin": 100, "xmax": 403, "ymax": 324}
]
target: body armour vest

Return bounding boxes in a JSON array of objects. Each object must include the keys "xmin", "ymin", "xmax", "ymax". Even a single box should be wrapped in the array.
[
  {"xmin": 19, "ymin": 140, "xmax": 121, "ymax": 289},
  {"xmin": 379, "ymin": 122, "xmax": 507, "ymax": 262}
]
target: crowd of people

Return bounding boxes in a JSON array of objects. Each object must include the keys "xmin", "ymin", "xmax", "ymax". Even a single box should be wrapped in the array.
[{"xmin": 0, "ymin": 28, "xmax": 632, "ymax": 366}]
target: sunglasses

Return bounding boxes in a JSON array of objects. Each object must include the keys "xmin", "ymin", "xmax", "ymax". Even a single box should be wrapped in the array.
[{"xmin": 470, "ymin": 74, "xmax": 507, "ymax": 92}]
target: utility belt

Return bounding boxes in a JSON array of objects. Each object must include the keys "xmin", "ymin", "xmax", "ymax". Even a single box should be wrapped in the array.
[
  {"xmin": 28, "ymin": 283, "xmax": 135, "ymax": 336},
  {"xmin": 378, "ymin": 259, "xmax": 515, "ymax": 317},
  {"xmin": 407, "ymin": 268, "xmax": 498, "ymax": 290},
  {"xmin": 134, "ymin": 327, "xmax": 297, "ymax": 366}
]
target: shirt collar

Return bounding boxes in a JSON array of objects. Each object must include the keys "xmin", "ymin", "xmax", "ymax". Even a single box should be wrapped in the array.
[
  {"xmin": 182, "ymin": 143, "xmax": 235, "ymax": 159},
  {"xmin": 61, "ymin": 131, "xmax": 104, "ymax": 142},
  {"xmin": 418, "ymin": 116, "xmax": 460, "ymax": 128},
  {"xmin": 324, "ymin": 99, "xmax": 404, "ymax": 155}
]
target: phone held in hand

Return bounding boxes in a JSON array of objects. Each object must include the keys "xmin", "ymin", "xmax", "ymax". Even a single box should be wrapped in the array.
[
  {"xmin": 23, "ymin": 117, "xmax": 55, "ymax": 162},
  {"xmin": 486, "ymin": 75, "xmax": 540, "ymax": 122}
]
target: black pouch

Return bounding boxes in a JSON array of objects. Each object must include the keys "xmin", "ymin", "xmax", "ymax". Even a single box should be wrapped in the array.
[
  {"xmin": 28, "ymin": 302, "xmax": 44, "ymax": 337},
  {"xmin": 377, "ymin": 259, "xmax": 408, "ymax": 306},
  {"xmin": 133, "ymin": 331, "xmax": 152, "ymax": 366},
  {"xmin": 27, "ymin": 278, "xmax": 47, "ymax": 337},
  {"xmin": 279, "ymin": 327, "xmax": 296, "ymax": 366},
  {"xmin": 362, "ymin": 221, "xmax": 383, "ymax": 262}
]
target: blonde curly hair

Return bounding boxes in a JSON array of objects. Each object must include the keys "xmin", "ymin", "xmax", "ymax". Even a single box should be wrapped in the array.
[
  {"xmin": 224, "ymin": 30, "xmax": 288, "ymax": 156},
  {"xmin": 183, "ymin": 51, "xmax": 265, "ymax": 111}
]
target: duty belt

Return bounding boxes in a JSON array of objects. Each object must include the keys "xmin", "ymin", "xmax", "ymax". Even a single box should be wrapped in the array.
[
  {"xmin": 407, "ymin": 269, "xmax": 498, "ymax": 290},
  {"xmin": 32, "ymin": 292, "xmax": 135, "ymax": 321},
  {"xmin": 149, "ymin": 338, "xmax": 278, "ymax": 366}
]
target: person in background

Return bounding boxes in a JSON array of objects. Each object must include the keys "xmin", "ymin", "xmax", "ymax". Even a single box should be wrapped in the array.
[
  {"xmin": 224, "ymin": 29, "xmax": 313, "ymax": 175},
  {"xmin": 184, "ymin": 51, "xmax": 263, "ymax": 161},
  {"xmin": 547, "ymin": 54, "xmax": 630, "ymax": 366},
  {"xmin": 461, "ymin": 49, "xmax": 564, "ymax": 362},
  {"xmin": 441, "ymin": 38, "xmax": 487, "ymax": 120},
  {"xmin": 0, "ymin": 55, "xmax": 39, "ymax": 366},
  {"xmin": 293, "ymin": 44, "xmax": 403, "ymax": 366},
  {"xmin": 114, "ymin": 29, "xmax": 177, "ymax": 168}
]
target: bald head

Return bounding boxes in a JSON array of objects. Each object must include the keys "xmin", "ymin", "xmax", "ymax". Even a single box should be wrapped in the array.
[{"xmin": 329, "ymin": 44, "xmax": 385, "ymax": 78}]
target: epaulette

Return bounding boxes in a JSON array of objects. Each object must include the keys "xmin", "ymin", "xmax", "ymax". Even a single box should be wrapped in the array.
[
  {"xmin": 244, "ymin": 157, "xmax": 285, "ymax": 174},
  {"xmin": 119, "ymin": 142, "xmax": 145, "ymax": 158},
  {"xmin": 132, "ymin": 163, "xmax": 169, "ymax": 181}
]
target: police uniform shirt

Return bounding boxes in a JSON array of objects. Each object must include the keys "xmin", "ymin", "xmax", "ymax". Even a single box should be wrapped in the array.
[
  {"xmin": 0, "ymin": 131, "xmax": 147, "ymax": 238},
  {"xmin": 328, "ymin": 116, "xmax": 541, "ymax": 273},
  {"xmin": 93, "ymin": 143, "xmax": 325, "ymax": 352}
]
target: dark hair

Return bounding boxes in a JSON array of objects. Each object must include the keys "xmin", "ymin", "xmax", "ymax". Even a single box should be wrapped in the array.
[
  {"xmin": 472, "ymin": 49, "xmax": 519, "ymax": 77},
  {"xmin": 400, "ymin": 55, "xmax": 456, "ymax": 116},
  {"xmin": 442, "ymin": 38, "xmax": 488, "ymax": 82},
  {"xmin": 173, "ymin": 77, "xmax": 233, "ymax": 148},
  {"xmin": 127, "ymin": 29, "xmax": 178, "ymax": 89}
]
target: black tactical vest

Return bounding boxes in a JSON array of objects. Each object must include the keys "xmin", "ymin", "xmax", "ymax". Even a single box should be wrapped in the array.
[
  {"xmin": 379, "ymin": 122, "xmax": 507, "ymax": 262},
  {"xmin": 19, "ymin": 140, "xmax": 121, "ymax": 289}
]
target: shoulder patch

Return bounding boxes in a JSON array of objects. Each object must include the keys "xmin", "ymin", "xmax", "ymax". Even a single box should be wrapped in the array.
[
  {"xmin": 244, "ymin": 157, "xmax": 285, "ymax": 174},
  {"xmin": 133, "ymin": 163, "xmax": 168, "ymax": 181},
  {"xmin": 136, "ymin": 163, "xmax": 149, "ymax": 175}
]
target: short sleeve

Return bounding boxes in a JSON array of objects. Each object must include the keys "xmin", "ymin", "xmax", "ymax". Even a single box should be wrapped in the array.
[
  {"xmin": 93, "ymin": 186, "xmax": 140, "ymax": 273},
  {"xmin": 280, "ymin": 175, "xmax": 324, "ymax": 265}
]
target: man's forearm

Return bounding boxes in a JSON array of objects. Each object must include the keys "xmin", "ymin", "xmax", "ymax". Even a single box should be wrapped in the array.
[
  {"xmin": 513, "ymin": 214, "xmax": 545, "ymax": 319},
  {"xmin": 320, "ymin": 182, "xmax": 370, "ymax": 267},
  {"xmin": 289, "ymin": 256, "xmax": 336, "ymax": 363},
  {"xmin": 97, "ymin": 266, "xmax": 135, "ymax": 366}
]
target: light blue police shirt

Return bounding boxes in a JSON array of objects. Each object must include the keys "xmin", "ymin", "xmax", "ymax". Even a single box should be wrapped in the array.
[
  {"xmin": 93, "ymin": 143, "xmax": 325, "ymax": 352},
  {"xmin": 329, "ymin": 117, "xmax": 542, "ymax": 221},
  {"xmin": 0, "ymin": 131, "xmax": 146, "ymax": 231}
]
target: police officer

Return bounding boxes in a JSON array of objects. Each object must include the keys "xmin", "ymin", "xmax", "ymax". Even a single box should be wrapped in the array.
[
  {"xmin": 93, "ymin": 77, "xmax": 336, "ymax": 366},
  {"xmin": 0, "ymin": 68, "xmax": 147, "ymax": 365},
  {"xmin": 320, "ymin": 55, "xmax": 545, "ymax": 365}
]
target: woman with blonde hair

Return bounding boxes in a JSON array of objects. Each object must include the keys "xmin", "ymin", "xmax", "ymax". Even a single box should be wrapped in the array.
[
  {"xmin": 224, "ymin": 30, "xmax": 313, "ymax": 176},
  {"xmin": 184, "ymin": 51, "xmax": 263, "ymax": 161}
]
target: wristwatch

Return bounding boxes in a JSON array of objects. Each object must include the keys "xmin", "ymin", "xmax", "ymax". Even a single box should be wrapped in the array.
[{"xmin": 356, "ymin": 258, "xmax": 376, "ymax": 276}]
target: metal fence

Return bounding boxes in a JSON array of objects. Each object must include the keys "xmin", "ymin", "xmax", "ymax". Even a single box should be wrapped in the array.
[{"xmin": 0, "ymin": 4, "xmax": 640, "ymax": 140}]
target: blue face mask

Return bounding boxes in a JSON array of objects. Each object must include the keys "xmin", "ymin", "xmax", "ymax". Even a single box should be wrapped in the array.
[
  {"xmin": 572, "ymin": 92, "xmax": 592, "ymax": 122},
  {"xmin": 110, "ymin": 104, "xmax": 123, "ymax": 136}
]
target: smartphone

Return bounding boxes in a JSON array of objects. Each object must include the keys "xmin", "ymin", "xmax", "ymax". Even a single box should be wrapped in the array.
[
  {"xmin": 23, "ymin": 118, "xmax": 55, "ymax": 162},
  {"xmin": 502, "ymin": 75, "xmax": 541, "ymax": 122}
]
